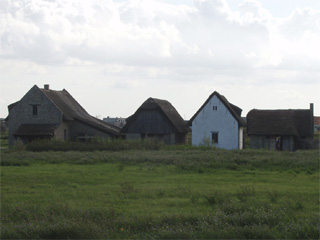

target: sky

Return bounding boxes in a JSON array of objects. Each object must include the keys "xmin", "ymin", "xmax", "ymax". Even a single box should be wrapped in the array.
[{"xmin": 1, "ymin": 0, "xmax": 319, "ymax": 120}]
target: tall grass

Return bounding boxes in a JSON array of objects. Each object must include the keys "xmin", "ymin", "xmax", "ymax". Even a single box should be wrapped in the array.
[
  {"xmin": 2, "ymin": 192, "xmax": 319, "ymax": 239},
  {"xmin": 2, "ymin": 147, "xmax": 319, "ymax": 173},
  {"xmin": 0, "ymin": 130, "xmax": 8, "ymax": 147},
  {"xmin": 25, "ymin": 138, "xmax": 165, "ymax": 152},
  {"xmin": 1, "ymin": 146, "xmax": 319, "ymax": 239}
]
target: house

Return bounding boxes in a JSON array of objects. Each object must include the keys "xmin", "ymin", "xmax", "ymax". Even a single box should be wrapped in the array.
[
  {"xmin": 7, "ymin": 84, "xmax": 120, "ymax": 145},
  {"xmin": 120, "ymin": 97, "xmax": 189, "ymax": 145},
  {"xmin": 0, "ymin": 118, "xmax": 7, "ymax": 133},
  {"xmin": 314, "ymin": 116, "xmax": 320, "ymax": 132},
  {"xmin": 103, "ymin": 117, "xmax": 126, "ymax": 128},
  {"xmin": 246, "ymin": 104, "xmax": 314, "ymax": 151},
  {"xmin": 188, "ymin": 91, "xmax": 246, "ymax": 150}
]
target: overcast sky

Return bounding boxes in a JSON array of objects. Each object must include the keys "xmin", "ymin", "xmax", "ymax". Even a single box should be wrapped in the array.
[{"xmin": 1, "ymin": 0, "xmax": 319, "ymax": 120}]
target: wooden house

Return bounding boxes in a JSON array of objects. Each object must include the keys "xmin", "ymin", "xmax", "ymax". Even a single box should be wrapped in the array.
[
  {"xmin": 246, "ymin": 104, "xmax": 314, "ymax": 151},
  {"xmin": 121, "ymin": 97, "xmax": 189, "ymax": 145},
  {"xmin": 7, "ymin": 84, "xmax": 120, "ymax": 145},
  {"xmin": 188, "ymin": 91, "xmax": 246, "ymax": 150},
  {"xmin": 314, "ymin": 116, "xmax": 320, "ymax": 132}
]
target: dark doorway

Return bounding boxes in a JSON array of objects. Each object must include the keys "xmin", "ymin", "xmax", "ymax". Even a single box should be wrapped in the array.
[{"xmin": 276, "ymin": 136, "xmax": 282, "ymax": 151}]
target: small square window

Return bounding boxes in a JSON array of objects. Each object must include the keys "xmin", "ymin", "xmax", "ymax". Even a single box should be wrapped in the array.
[
  {"xmin": 212, "ymin": 132, "xmax": 218, "ymax": 144},
  {"xmin": 213, "ymin": 106, "xmax": 217, "ymax": 111}
]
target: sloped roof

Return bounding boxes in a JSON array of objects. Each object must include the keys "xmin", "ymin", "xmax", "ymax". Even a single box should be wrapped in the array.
[
  {"xmin": 41, "ymin": 87, "xmax": 120, "ymax": 136},
  {"xmin": 188, "ymin": 91, "xmax": 246, "ymax": 126},
  {"xmin": 121, "ymin": 97, "xmax": 189, "ymax": 133},
  {"xmin": 247, "ymin": 109, "xmax": 313, "ymax": 137}
]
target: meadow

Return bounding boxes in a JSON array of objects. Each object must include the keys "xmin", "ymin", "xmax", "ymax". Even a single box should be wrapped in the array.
[{"xmin": 1, "ymin": 141, "xmax": 319, "ymax": 239}]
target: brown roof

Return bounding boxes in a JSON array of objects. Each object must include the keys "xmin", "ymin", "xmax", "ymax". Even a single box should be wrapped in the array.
[
  {"xmin": 40, "ymin": 87, "xmax": 120, "ymax": 136},
  {"xmin": 121, "ymin": 97, "xmax": 189, "ymax": 133},
  {"xmin": 314, "ymin": 116, "xmax": 320, "ymax": 125},
  {"xmin": 188, "ymin": 91, "xmax": 246, "ymax": 126},
  {"xmin": 247, "ymin": 109, "xmax": 313, "ymax": 137}
]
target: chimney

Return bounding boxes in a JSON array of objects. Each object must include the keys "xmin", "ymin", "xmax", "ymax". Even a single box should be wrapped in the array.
[
  {"xmin": 44, "ymin": 84, "xmax": 49, "ymax": 90},
  {"xmin": 310, "ymin": 103, "xmax": 314, "ymax": 136}
]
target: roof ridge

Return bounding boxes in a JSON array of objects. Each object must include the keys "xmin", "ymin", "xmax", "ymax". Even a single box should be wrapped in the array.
[
  {"xmin": 121, "ymin": 97, "xmax": 188, "ymax": 133},
  {"xmin": 189, "ymin": 91, "xmax": 245, "ymax": 126}
]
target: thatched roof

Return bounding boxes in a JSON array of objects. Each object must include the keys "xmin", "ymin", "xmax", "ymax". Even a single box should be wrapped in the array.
[
  {"xmin": 40, "ymin": 87, "xmax": 120, "ymax": 136},
  {"xmin": 14, "ymin": 124, "xmax": 58, "ymax": 136},
  {"xmin": 247, "ymin": 109, "xmax": 313, "ymax": 137},
  {"xmin": 188, "ymin": 91, "xmax": 246, "ymax": 126},
  {"xmin": 121, "ymin": 97, "xmax": 189, "ymax": 133}
]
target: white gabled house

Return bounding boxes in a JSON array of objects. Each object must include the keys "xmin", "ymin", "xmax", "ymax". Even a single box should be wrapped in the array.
[{"xmin": 189, "ymin": 91, "xmax": 246, "ymax": 150}]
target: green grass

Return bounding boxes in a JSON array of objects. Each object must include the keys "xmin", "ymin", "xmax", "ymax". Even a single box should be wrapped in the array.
[
  {"xmin": 1, "ymin": 149, "xmax": 319, "ymax": 239},
  {"xmin": 0, "ymin": 130, "xmax": 8, "ymax": 148}
]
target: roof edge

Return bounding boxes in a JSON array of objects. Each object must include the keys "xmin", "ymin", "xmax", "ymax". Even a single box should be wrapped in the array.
[{"xmin": 188, "ymin": 91, "xmax": 245, "ymax": 126}]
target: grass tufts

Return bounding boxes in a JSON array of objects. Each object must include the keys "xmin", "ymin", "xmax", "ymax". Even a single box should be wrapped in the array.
[{"xmin": 236, "ymin": 185, "xmax": 255, "ymax": 202}]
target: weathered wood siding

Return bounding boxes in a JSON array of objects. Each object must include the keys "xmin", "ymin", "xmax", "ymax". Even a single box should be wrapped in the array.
[
  {"xmin": 250, "ymin": 136, "xmax": 276, "ymax": 150},
  {"xmin": 69, "ymin": 120, "xmax": 114, "ymax": 140},
  {"xmin": 124, "ymin": 109, "xmax": 187, "ymax": 145},
  {"xmin": 250, "ymin": 135, "xmax": 295, "ymax": 151},
  {"xmin": 126, "ymin": 110, "xmax": 175, "ymax": 134}
]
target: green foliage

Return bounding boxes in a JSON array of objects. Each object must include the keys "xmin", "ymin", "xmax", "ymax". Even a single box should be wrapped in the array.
[
  {"xmin": 2, "ymin": 148, "xmax": 319, "ymax": 173},
  {"xmin": 1, "ymin": 149, "xmax": 319, "ymax": 239},
  {"xmin": 0, "ymin": 130, "xmax": 8, "ymax": 147},
  {"xmin": 119, "ymin": 181, "xmax": 138, "ymax": 194},
  {"xmin": 268, "ymin": 190, "xmax": 280, "ymax": 203},
  {"xmin": 236, "ymin": 185, "xmax": 255, "ymax": 202},
  {"xmin": 1, "ymin": 199, "xmax": 319, "ymax": 239},
  {"xmin": 25, "ymin": 138, "xmax": 165, "ymax": 152},
  {"xmin": 204, "ymin": 191, "xmax": 227, "ymax": 206},
  {"xmin": 199, "ymin": 137, "xmax": 212, "ymax": 147}
]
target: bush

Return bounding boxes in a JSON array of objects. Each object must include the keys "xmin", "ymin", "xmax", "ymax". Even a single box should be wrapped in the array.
[{"xmin": 25, "ymin": 138, "xmax": 165, "ymax": 152}]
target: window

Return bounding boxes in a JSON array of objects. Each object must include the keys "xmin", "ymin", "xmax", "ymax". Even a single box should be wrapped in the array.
[
  {"xmin": 64, "ymin": 129, "xmax": 67, "ymax": 140},
  {"xmin": 213, "ymin": 106, "xmax": 217, "ymax": 111},
  {"xmin": 32, "ymin": 105, "xmax": 38, "ymax": 116},
  {"xmin": 212, "ymin": 132, "xmax": 218, "ymax": 144}
]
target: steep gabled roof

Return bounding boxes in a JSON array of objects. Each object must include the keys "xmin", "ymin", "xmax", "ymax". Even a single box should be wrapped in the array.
[
  {"xmin": 188, "ymin": 91, "xmax": 246, "ymax": 126},
  {"xmin": 41, "ymin": 88, "xmax": 88, "ymax": 121},
  {"xmin": 121, "ymin": 97, "xmax": 189, "ymax": 133},
  {"xmin": 40, "ymin": 87, "xmax": 120, "ymax": 136},
  {"xmin": 247, "ymin": 109, "xmax": 313, "ymax": 137}
]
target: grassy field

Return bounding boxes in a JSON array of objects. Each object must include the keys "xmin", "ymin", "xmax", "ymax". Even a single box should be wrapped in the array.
[
  {"xmin": 0, "ymin": 130, "xmax": 8, "ymax": 148},
  {"xmin": 1, "ymin": 147, "xmax": 319, "ymax": 239}
]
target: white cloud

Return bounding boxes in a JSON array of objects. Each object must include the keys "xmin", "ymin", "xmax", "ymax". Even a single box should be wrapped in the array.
[{"xmin": 0, "ymin": 0, "xmax": 319, "ymax": 117}]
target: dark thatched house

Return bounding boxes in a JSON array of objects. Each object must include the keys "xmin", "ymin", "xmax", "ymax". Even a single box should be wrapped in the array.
[
  {"xmin": 7, "ymin": 84, "xmax": 120, "ymax": 145},
  {"xmin": 121, "ymin": 97, "xmax": 189, "ymax": 145},
  {"xmin": 247, "ymin": 104, "xmax": 314, "ymax": 151}
]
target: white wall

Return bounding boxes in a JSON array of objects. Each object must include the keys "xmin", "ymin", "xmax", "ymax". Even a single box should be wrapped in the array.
[
  {"xmin": 239, "ymin": 127, "xmax": 244, "ymax": 150},
  {"xmin": 191, "ymin": 95, "xmax": 240, "ymax": 150}
]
